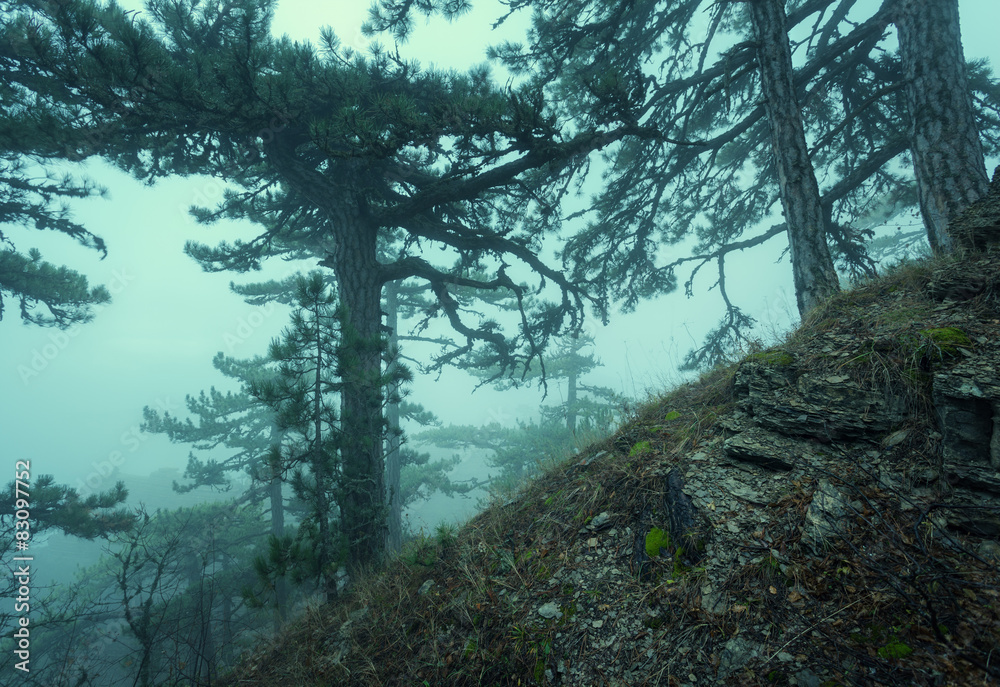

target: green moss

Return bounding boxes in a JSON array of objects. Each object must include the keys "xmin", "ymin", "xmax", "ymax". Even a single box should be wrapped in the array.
[
  {"xmin": 898, "ymin": 326, "xmax": 974, "ymax": 366},
  {"xmin": 534, "ymin": 658, "xmax": 545, "ymax": 683},
  {"xmin": 645, "ymin": 527, "xmax": 671, "ymax": 557},
  {"xmin": 629, "ymin": 440, "xmax": 653, "ymax": 457},
  {"xmin": 877, "ymin": 640, "xmax": 913, "ymax": 660},
  {"xmin": 664, "ymin": 410, "xmax": 681, "ymax": 421},
  {"xmin": 921, "ymin": 327, "xmax": 972, "ymax": 354},
  {"xmin": 746, "ymin": 350, "xmax": 794, "ymax": 366}
]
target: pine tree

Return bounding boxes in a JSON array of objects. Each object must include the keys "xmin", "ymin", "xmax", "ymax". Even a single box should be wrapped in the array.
[
  {"xmin": 893, "ymin": 0, "xmax": 991, "ymax": 252},
  {"xmin": 31, "ymin": 502, "xmax": 268, "ymax": 687},
  {"xmin": 0, "ymin": 475, "xmax": 132, "ymax": 661},
  {"xmin": 374, "ymin": 0, "xmax": 1000, "ymax": 364},
  {"xmin": 250, "ymin": 273, "xmax": 345, "ymax": 596},
  {"xmin": 0, "ymin": 159, "xmax": 110, "ymax": 327},
  {"xmin": 1, "ymin": 0, "xmax": 640, "ymax": 565},
  {"xmin": 141, "ymin": 351, "xmax": 292, "ymax": 620},
  {"xmin": 0, "ymin": 26, "xmax": 113, "ymax": 327},
  {"xmin": 749, "ymin": 0, "xmax": 840, "ymax": 315}
]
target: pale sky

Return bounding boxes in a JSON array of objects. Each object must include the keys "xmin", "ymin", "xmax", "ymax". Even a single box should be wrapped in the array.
[{"xmin": 1, "ymin": 0, "xmax": 998, "ymax": 520}]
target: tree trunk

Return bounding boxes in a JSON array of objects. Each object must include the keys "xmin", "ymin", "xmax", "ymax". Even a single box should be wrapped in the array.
[
  {"xmin": 384, "ymin": 279, "xmax": 403, "ymax": 554},
  {"xmin": 566, "ymin": 367, "xmax": 578, "ymax": 435},
  {"xmin": 893, "ymin": 0, "xmax": 989, "ymax": 252},
  {"xmin": 328, "ymin": 213, "xmax": 387, "ymax": 571},
  {"xmin": 267, "ymin": 430, "xmax": 288, "ymax": 623},
  {"xmin": 750, "ymin": 0, "xmax": 840, "ymax": 316}
]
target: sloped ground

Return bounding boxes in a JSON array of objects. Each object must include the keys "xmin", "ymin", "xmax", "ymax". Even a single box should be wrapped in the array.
[{"xmin": 218, "ymin": 248, "xmax": 1000, "ymax": 687}]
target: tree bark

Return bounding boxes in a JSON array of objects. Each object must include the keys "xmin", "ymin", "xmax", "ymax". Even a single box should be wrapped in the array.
[
  {"xmin": 267, "ymin": 426, "xmax": 287, "ymax": 624},
  {"xmin": 384, "ymin": 279, "xmax": 403, "ymax": 554},
  {"xmin": 750, "ymin": 0, "xmax": 840, "ymax": 316},
  {"xmin": 263, "ymin": 145, "xmax": 389, "ymax": 571},
  {"xmin": 893, "ymin": 0, "xmax": 989, "ymax": 252},
  {"xmin": 328, "ymin": 210, "xmax": 387, "ymax": 571}
]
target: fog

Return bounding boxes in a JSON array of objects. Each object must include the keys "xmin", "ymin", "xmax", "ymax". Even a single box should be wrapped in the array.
[{"xmin": 2, "ymin": 0, "xmax": 999, "ymax": 605}]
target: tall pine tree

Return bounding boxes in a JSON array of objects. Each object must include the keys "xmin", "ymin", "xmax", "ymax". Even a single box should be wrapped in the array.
[{"xmin": 1, "ymin": 0, "xmax": 642, "ymax": 565}]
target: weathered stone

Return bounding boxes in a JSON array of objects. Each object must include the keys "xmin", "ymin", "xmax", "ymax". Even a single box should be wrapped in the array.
[
  {"xmin": 589, "ymin": 511, "xmax": 611, "ymax": 530},
  {"xmin": 934, "ymin": 353, "xmax": 1000, "ymax": 469},
  {"xmin": 538, "ymin": 602, "xmax": 562, "ymax": 619},
  {"xmin": 664, "ymin": 468, "xmax": 704, "ymax": 566},
  {"xmin": 735, "ymin": 360, "xmax": 906, "ymax": 440},
  {"xmin": 802, "ymin": 479, "xmax": 851, "ymax": 550},
  {"xmin": 723, "ymin": 427, "xmax": 803, "ymax": 470},
  {"xmin": 717, "ymin": 636, "xmax": 759, "ymax": 679},
  {"xmin": 791, "ymin": 668, "xmax": 824, "ymax": 687}
]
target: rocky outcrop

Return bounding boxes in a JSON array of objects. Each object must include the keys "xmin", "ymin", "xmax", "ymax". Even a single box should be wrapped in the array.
[
  {"xmin": 733, "ymin": 354, "xmax": 907, "ymax": 440},
  {"xmin": 720, "ymin": 342, "xmax": 1000, "ymax": 536}
]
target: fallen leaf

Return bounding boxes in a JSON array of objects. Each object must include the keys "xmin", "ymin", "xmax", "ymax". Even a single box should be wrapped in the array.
[
  {"xmin": 788, "ymin": 590, "xmax": 803, "ymax": 603},
  {"xmin": 769, "ymin": 585, "xmax": 778, "ymax": 595}
]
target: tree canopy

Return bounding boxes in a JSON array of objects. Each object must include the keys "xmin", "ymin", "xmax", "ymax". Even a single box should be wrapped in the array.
[{"xmin": 372, "ymin": 0, "xmax": 1000, "ymax": 365}]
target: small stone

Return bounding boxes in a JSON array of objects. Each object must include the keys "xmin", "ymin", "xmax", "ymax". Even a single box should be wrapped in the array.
[
  {"xmin": 979, "ymin": 540, "xmax": 1000, "ymax": 561},
  {"xmin": 792, "ymin": 668, "xmax": 823, "ymax": 687},
  {"xmin": 589, "ymin": 511, "xmax": 611, "ymax": 530},
  {"xmin": 592, "ymin": 619, "xmax": 604, "ymax": 628},
  {"xmin": 777, "ymin": 651, "xmax": 794, "ymax": 662},
  {"xmin": 538, "ymin": 602, "xmax": 562, "ymax": 619},
  {"xmin": 417, "ymin": 579, "xmax": 434, "ymax": 595}
]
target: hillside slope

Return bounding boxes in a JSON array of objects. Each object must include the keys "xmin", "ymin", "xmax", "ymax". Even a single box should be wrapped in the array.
[{"xmin": 219, "ymin": 194, "xmax": 1000, "ymax": 686}]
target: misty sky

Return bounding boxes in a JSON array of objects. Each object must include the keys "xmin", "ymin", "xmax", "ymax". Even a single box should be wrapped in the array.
[{"xmin": 2, "ymin": 0, "xmax": 998, "ymax": 517}]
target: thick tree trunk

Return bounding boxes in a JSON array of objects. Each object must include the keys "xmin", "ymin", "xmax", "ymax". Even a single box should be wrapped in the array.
[
  {"xmin": 384, "ymin": 280, "xmax": 403, "ymax": 554},
  {"xmin": 750, "ymin": 0, "xmax": 840, "ymax": 316},
  {"xmin": 329, "ymin": 213, "xmax": 387, "ymax": 571},
  {"xmin": 263, "ymin": 146, "xmax": 387, "ymax": 569},
  {"xmin": 894, "ymin": 0, "xmax": 989, "ymax": 252}
]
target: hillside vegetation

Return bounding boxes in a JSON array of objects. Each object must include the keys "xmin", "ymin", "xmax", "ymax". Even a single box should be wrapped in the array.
[{"xmin": 218, "ymin": 188, "xmax": 1000, "ymax": 686}]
